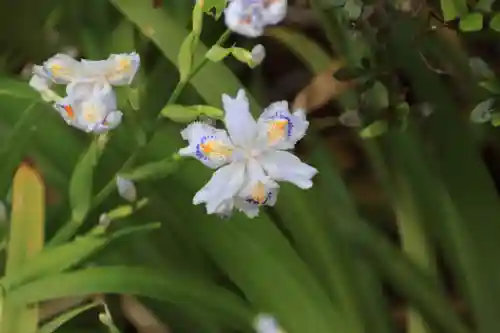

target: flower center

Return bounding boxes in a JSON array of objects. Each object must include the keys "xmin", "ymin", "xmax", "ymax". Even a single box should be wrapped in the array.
[
  {"xmin": 81, "ymin": 102, "xmax": 102, "ymax": 123},
  {"xmin": 62, "ymin": 105, "xmax": 75, "ymax": 119},
  {"xmin": 117, "ymin": 59, "xmax": 131, "ymax": 72},
  {"xmin": 267, "ymin": 118, "xmax": 290, "ymax": 144},
  {"xmin": 197, "ymin": 137, "xmax": 233, "ymax": 161},
  {"xmin": 246, "ymin": 181, "xmax": 272, "ymax": 205},
  {"xmin": 49, "ymin": 64, "xmax": 69, "ymax": 77}
]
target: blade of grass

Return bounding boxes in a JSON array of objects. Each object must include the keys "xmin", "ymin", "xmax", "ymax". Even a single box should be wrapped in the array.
[
  {"xmin": 307, "ymin": 138, "xmax": 470, "ymax": 333},
  {"xmin": 1, "ymin": 163, "xmax": 45, "ymax": 333},
  {"xmin": 386, "ymin": 14, "xmax": 500, "ymax": 333},
  {"xmin": 8, "ymin": 266, "xmax": 253, "ymax": 331}
]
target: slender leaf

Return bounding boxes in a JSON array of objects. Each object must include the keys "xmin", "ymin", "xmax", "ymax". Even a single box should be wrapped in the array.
[
  {"xmin": 2, "ymin": 163, "xmax": 45, "ymax": 333},
  {"xmin": 38, "ymin": 300, "xmax": 100, "ymax": 333},
  {"xmin": 9, "ymin": 266, "xmax": 254, "ymax": 330}
]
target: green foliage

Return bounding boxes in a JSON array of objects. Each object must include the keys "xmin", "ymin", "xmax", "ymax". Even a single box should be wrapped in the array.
[
  {"xmin": 360, "ymin": 120, "xmax": 389, "ymax": 138},
  {"xmin": 459, "ymin": 12, "xmax": 484, "ymax": 32},
  {"xmin": 440, "ymin": 0, "xmax": 468, "ymax": 21},
  {"xmin": 161, "ymin": 104, "xmax": 224, "ymax": 123},
  {"xmin": 489, "ymin": 12, "xmax": 500, "ymax": 31}
]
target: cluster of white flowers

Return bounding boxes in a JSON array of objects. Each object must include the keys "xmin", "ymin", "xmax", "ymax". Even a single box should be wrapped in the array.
[
  {"xmin": 29, "ymin": 53, "xmax": 140, "ymax": 134},
  {"xmin": 224, "ymin": 0, "xmax": 287, "ymax": 37},
  {"xmin": 179, "ymin": 89, "xmax": 317, "ymax": 218},
  {"xmin": 27, "ymin": 1, "xmax": 314, "ymax": 218}
]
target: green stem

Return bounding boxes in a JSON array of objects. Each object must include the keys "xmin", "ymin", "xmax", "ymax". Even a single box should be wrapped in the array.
[
  {"xmin": 49, "ymin": 29, "xmax": 231, "ymax": 245},
  {"xmin": 393, "ymin": 175, "xmax": 435, "ymax": 333}
]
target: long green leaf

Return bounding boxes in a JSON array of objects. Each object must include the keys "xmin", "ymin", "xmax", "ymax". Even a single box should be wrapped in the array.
[
  {"xmin": 2, "ymin": 163, "xmax": 45, "ymax": 333},
  {"xmin": 49, "ymin": 140, "xmax": 100, "ymax": 246},
  {"xmin": 387, "ymin": 15, "xmax": 500, "ymax": 333},
  {"xmin": 8, "ymin": 266, "xmax": 253, "ymax": 330}
]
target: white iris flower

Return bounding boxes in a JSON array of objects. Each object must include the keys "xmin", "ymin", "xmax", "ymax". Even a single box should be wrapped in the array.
[
  {"xmin": 54, "ymin": 82, "xmax": 123, "ymax": 134},
  {"xmin": 179, "ymin": 89, "xmax": 317, "ymax": 218},
  {"xmin": 31, "ymin": 52, "xmax": 140, "ymax": 133},
  {"xmin": 41, "ymin": 52, "xmax": 140, "ymax": 88},
  {"xmin": 224, "ymin": 0, "xmax": 287, "ymax": 38}
]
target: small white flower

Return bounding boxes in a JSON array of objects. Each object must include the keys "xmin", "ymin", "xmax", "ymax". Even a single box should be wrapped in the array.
[
  {"xmin": 179, "ymin": 89, "xmax": 317, "ymax": 218},
  {"xmin": 254, "ymin": 314, "xmax": 286, "ymax": 333},
  {"xmin": 54, "ymin": 83, "xmax": 123, "ymax": 134},
  {"xmin": 224, "ymin": 0, "xmax": 287, "ymax": 38},
  {"xmin": 251, "ymin": 44, "xmax": 266, "ymax": 67},
  {"xmin": 99, "ymin": 213, "xmax": 111, "ymax": 228},
  {"xmin": 31, "ymin": 52, "xmax": 139, "ymax": 131},
  {"xmin": 116, "ymin": 176, "xmax": 137, "ymax": 202},
  {"xmin": 41, "ymin": 52, "xmax": 140, "ymax": 87}
]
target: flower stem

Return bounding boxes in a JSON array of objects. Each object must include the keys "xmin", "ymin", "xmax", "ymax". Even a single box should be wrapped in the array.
[{"xmin": 49, "ymin": 29, "xmax": 232, "ymax": 245}]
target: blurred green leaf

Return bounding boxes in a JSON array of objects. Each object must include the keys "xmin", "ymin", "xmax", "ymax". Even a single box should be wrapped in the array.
[
  {"xmin": 343, "ymin": 219, "xmax": 470, "ymax": 333},
  {"xmin": 104, "ymin": 198, "xmax": 149, "ymax": 220},
  {"xmin": 479, "ymin": 80, "xmax": 500, "ymax": 93},
  {"xmin": 364, "ymin": 81, "xmax": 389, "ymax": 110},
  {"xmin": 459, "ymin": 12, "xmax": 484, "ymax": 31},
  {"xmin": 387, "ymin": 16, "xmax": 500, "ymax": 333},
  {"xmin": 192, "ymin": 1, "xmax": 204, "ymax": 35},
  {"xmin": 440, "ymin": 0, "xmax": 468, "ymax": 21},
  {"xmin": 48, "ymin": 139, "xmax": 101, "ymax": 246},
  {"xmin": 231, "ymin": 47, "xmax": 253, "ymax": 66},
  {"xmin": 202, "ymin": 0, "xmax": 228, "ymax": 19},
  {"xmin": 489, "ymin": 12, "xmax": 500, "ymax": 31},
  {"xmin": 490, "ymin": 113, "xmax": 500, "ymax": 126},
  {"xmin": 318, "ymin": 0, "xmax": 348, "ymax": 7},
  {"xmin": 2, "ymin": 163, "xmax": 45, "ymax": 333},
  {"xmin": 127, "ymin": 88, "xmax": 140, "ymax": 111},
  {"xmin": 273, "ymin": 184, "xmax": 365, "ymax": 333},
  {"xmin": 5, "ymin": 163, "xmax": 45, "ymax": 274},
  {"xmin": 178, "ymin": 32, "xmax": 197, "ymax": 83},
  {"xmin": 266, "ymin": 27, "xmax": 331, "ymax": 73},
  {"xmin": 306, "ymin": 139, "xmax": 394, "ymax": 333},
  {"xmin": 161, "ymin": 104, "xmax": 224, "ymax": 123},
  {"xmin": 476, "ymin": 0, "xmax": 495, "ymax": 12},
  {"xmin": 1, "ymin": 237, "xmax": 106, "ymax": 291},
  {"xmin": 119, "ymin": 157, "xmax": 179, "ymax": 182},
  {"xmin": 38, "ymin": 300, "xmax": 100, "ymax": 333},
  {"xmin": 0, "ymin": 102, "xmax": 42, "ymax": 197},
  {"xmin": 360, "ymin": 120, "xmax": 388, "ymax": 138},
  {"xmin": 161, "ymin": 104, "xmax": 200, "ymax": 123},
  {"xmin": 9, "ymin": 266, "xmax": 254, "ymax": 329},
  {"xmin": 205, "ymin": 45, "xmax": 232, "ymax": 62},
  {"xmin": 110, "ymin": 19, "xmax": 135, "ymax": 53},
  {"xmin": 2, "ymin": 221, "xmax": 158, "ymax": 291},
  {"xmin": 69, "ymin": 140, "xmax": 99, "ymax": 225}
]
